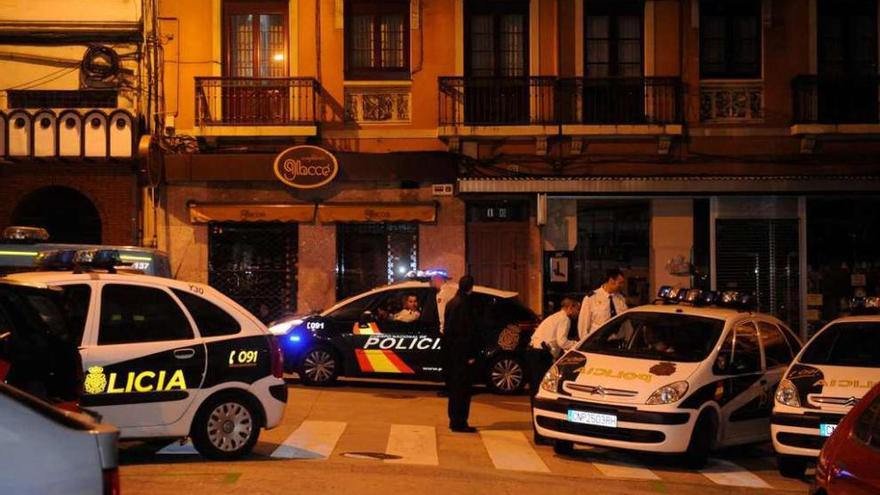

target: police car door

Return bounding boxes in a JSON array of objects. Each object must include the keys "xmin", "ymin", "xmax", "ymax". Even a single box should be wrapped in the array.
[
  {"xmin": 79, "ymin": 282, "xmax": 206, "ymax": 429},
  {"xmin": 717, "ymin": 320, "xmax": 770, "ymax": 444},
  {"xmin": 754, "ymin": 319, "xmax": 797, "ymax": 432}
]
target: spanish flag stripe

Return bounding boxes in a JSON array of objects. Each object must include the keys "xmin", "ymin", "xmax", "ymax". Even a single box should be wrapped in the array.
[
  {"xmin": 381, "ymin": 350, "xmax": 415, "ymax": 374},
  {"xmin": 361, "ymin": 350, "xmax": 401, "ymax": 373},
  {"xmin": 355, "ymin": 349, "xmax": 374, "ymax": 373}
]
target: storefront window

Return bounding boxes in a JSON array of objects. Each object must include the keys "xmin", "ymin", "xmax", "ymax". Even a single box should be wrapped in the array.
[
  {"xmin": 208, "ymin": 223, "xmax": 297, "ymax": 323},
  {"xmin": 336, "ymin": 223, "xmax": 418, "ymax": 300}
]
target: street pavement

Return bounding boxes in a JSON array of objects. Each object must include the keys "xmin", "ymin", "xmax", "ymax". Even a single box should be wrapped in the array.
[{"xmin": 118, "ymin": 379, "xmax": 811, "ymax": 495}]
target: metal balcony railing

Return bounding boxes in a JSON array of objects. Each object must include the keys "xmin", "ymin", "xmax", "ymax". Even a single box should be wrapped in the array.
[
  {"xmin": 195, "ymin": 77, "xmax": 319, "ymax": 126},
  {"xmin": 556, "ymin": 77, "xmax": 682, "ymax": 125},
  {"xmin": 793, "ymin": 74, "xmax": 880, "ymax": 124},
  {"xmin": 438, "ymin": 76, "xmax": 557, "ymax": 126}
]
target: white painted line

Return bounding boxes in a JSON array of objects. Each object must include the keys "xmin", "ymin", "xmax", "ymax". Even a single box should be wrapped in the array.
[
  {"xmin": 700, "ymin": 459, "xmax": 771, "ymax": 488},
  {"xmin": 385, "ymin": 424, "xmax": 439, "ymax": 466},
  {"xmin": 480, "ymin": 430, "xmax": 550, "ymax": 473},
  {"xmin": 271, "ymin": 420, "xmax": 347, "ymax": 460},
  {"xmin": 157, "ymin": 439, "xmax": 198, "ymax": 455},
  {"xmin": 592, "ymin": 460, "xmax": 660, "ymax": 480}
]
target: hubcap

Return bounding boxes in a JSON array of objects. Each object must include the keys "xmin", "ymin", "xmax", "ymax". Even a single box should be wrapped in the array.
[
  {"xmin": 491, "ymin": 359, "xmax": 523, "ymax": 392},
  {"xmin": 207, "ymin": 402, "xmax": 253, "ymax": 452},
  {"xmin": 303, "ymin": 350, "xmax": 335, "ymax": 383}
]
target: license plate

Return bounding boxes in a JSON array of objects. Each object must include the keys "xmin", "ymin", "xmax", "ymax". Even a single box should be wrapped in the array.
[
  {"xmin": 819, "ymin": 423, "xmax": 837, "ymax": 437},
  {"xmin": 567, "ymin": 410, "xmax": 618, "ymax": 428}
]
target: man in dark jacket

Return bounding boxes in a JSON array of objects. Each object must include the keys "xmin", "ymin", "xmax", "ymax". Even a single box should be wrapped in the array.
[{"xmin": 444, "ymin": 275, "xmax": 480, "ymax": 433}]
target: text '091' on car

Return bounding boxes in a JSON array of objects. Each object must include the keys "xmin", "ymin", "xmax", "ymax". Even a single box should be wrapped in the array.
[
  {"xmin": 0, "ymin": 249, "xmax": 287, "ymax": 460},
  {"xmin": 532, "ymin": 287, "xmax": 803, "ymax": 469}
]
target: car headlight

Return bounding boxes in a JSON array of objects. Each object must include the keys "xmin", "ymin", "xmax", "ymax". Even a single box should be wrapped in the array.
[
  {"xmin": 540, "ymin": 365, "xmax": 560, "ymax": 393},
  {"xmin": 268, "ymin": 318, "xmax": 303, "ymax": 336},
  {"xmin": 646, "ymin": 381, "xmax": 689, "ymax": 405},
  {"xmin": 775, "ymin": 379, "xmax": 801, "ymax": 407}
]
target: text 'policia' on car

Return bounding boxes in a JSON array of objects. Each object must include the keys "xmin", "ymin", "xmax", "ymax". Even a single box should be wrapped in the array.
[
  {"xmin": 532, "ymin": 286, "xmax": 803, "ymax": 469},
  {"xmin": 268, "ymin": 269, "xmax": 539, "ymax": 394},
  {"xmin": 0, "ymin": 249, "xmax": 287, "ymax": 460}
]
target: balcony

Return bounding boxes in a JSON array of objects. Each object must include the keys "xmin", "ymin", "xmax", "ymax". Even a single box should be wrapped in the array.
[
  {"xmin": 194, "ymin": 77, "xmax": 319, "ymax": 137},
  {"xmin": 699, "ymin": 81, "xmax": 764, "ymax": 123},
  {"xmin": 792, "ymin": 75, "xmax": 880, "ymax": 135},
  {"xmin": 438, "ymin": 76, "xmax": 556, "ymax": 136}
]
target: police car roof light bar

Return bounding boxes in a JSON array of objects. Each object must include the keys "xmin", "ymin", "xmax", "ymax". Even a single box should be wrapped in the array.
[
  {"xmin": 656, "ymin": 286, "xmax": 752, "ymax": 310},
  {"xmin": 851, "ymin": 296, "xmax": 880, "ymax": 315},
  {"xmin": 2, "ymin": 226, "xmax": 50, "ymax": 244},
  {"xmin": 34, "ymin": 249, "xmax": 129, "ymax": 274},
  {"xmin": 405, "ymin": 268, "xmax": 450, "ymax": 282}
]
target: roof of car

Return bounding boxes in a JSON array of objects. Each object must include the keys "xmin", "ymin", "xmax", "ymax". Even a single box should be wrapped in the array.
[
  {"xmin": 628, "ymin": 302, "xmax": 778, "ymax": 322},
  {"xmin": 1, "ymin": 271, "xmax": 214, "ymax": 296},
  {"xmin": 822, "ymin": 315, "xmax": 880, "ymax": 324}
]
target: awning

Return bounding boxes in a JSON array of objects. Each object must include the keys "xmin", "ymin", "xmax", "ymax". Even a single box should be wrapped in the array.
[
  {"xmin": 188, "ymin": 203, "xmax": 316, "ymax": 223},
  {"xmin": 317, "ymin": 203, "xmax": 437, "ymax": 223}
]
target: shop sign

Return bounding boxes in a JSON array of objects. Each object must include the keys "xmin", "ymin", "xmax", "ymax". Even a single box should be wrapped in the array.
[{"xmin": 273, "ymin": 145, "xmax": 339, "ymax": 189}]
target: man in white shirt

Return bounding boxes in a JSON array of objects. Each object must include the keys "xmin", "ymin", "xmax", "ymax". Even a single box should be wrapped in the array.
[
  {"xmin": 393, "ymin": 293, "xmax": 421, "ymax": 322},
  {"xmin": 577, "ymin": 268, "xmax": 628, "ymax": 340},
  {"xmin": 527, "ymin": 298, "xmax": 580, "ymax": 395}
]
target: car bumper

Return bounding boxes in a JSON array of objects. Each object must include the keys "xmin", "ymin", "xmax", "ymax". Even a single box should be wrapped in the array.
[
  {"xmin": 532, "ymin": 396, "xmax": 695, "ymax": 453},
  {"xmin": 253, "ymin": 376, "xmax": 287, "ymax": 430},
  {"xmin": 771, "ymin": 411, "xmax": 845, "ymax": 458}
]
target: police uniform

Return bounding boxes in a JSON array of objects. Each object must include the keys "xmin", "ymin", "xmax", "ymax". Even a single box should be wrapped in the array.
[
  {"xmin": 436, "ymin": 282, "xmax": 457, "ymax": 333},
  {"xmin": 527, "ymin": 310, "xmax": 577, "ymax": 394},
  {"xmin": 393, "ymin": 309, "xmax": 421, "ymax": 322},
  {"xmin": 577, "ymin": 287, "xmax": 627, "ymax": 340}
]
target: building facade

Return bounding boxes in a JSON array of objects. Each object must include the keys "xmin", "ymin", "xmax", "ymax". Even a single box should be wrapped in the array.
[
  {"xmin": 0, "ymin": 0, "xmax": 155, "ymax": 246},
  {"xmin": 154, "ymin": 0, "xmax": 880, "ymax": 338}
]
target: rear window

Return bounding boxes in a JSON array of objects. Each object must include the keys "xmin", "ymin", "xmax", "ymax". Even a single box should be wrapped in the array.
[
  {"xmin": 172, "ymin": 289, "xmax": 241, "ymax": 337},
  {"xmin": 472, "ymin": 294, "xmax": 536, "ymax": 331},
  {"xmin": 801, "ymin": 322, "xmax": 880, "ymax": 368},
  {"xmin": 853, "ymin": 392, "xmax": 880, "ymax": 449}
]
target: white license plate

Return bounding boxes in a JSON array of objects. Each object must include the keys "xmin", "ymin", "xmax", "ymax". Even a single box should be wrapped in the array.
[
  {"xmin": 567, "ymin": 410, "xmax": 618, "ymax": 428},
  {"xmin": 819, "ymin": 423, "xmax": 837, "ymax": 437}
]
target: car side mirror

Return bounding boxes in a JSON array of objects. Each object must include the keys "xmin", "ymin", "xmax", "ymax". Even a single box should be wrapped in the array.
[{"xmin": 359, "ymin": 311, "xmax": 376, "ymax": 325}]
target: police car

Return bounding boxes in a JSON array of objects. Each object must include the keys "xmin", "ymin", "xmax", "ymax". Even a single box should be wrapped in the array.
[
  {"xmin": 2, "ymin": 249, "xmax": 287, "ymax": 460},
  {"xmin": 269, "ymin": 274, "xmax": 538, "ymax": 394},
  {"xmin": 771, "ymin": 298, "xmax": 880, "ymax": 478},
  {"xmin": 532, "ymin": 287, "xmax": 802, "ymax": 468}
]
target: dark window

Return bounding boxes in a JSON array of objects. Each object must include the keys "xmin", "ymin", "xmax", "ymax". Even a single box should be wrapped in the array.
[
  {"xmin": 345, "ymin": 0, "xmax": 409, "ymax": 80},
  {"xmin": 585, "ymin": 1, "xmax": 643, "ymax": 78},
  {"xmin": 801, "ymin": 322, "xmax": 880, "ymax": 368},
  {"xmin": 778, "ymin": 323, "xmax": 803, "ymax": 355},
  {"xmin": 717, "ymin": 322, "xmax": 762, "ymax": 374},
  {"xmin": 819, "ymin": 0, "xmax": 878, "ymax": 76},
  {"xmin": 336, "ymin": 223, "xmax": 418, "ymax": 300},
  {"xmin": 98, "ymin": 285, "xmax": 193, "ymax": 345},
  {"xmin": 208, "ymin": 223, "xmax": 297, "ymax": 323},
  {"xmin": 172, "ymin": 289, "xmax": 241, "ymax": 337},
  {"xmin": 757, "ymin": 321, "xmax": 793, "ymax": 368},
  {"xmin": 853, "ymin": 393, "xmax": 880, "ymax": 448},
  {"xmin": 700, "ymin": 0, "xmax": 762, "ymax": 79},
  {"xmin": 7, "ymin": 90, "xmax": 118, "ymax": 109},
  {"xmin": 60, "ymin": 284, "xmax": 91, "ymax": 344},
  {"xmin": 224, "ymin": 0, "xmax": 288, "ymax": 78},
  {"xmin": 327, "ymin": 293, "xmax": 379, "ymax": 321},
  {"xmin": 465, "ymin": 1, "xmax": 528, "ymax": 77}
]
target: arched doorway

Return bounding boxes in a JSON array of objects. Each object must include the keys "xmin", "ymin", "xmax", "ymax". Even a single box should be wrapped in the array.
[{"xmin": 12, "ymin": 186, "xmax": 102, "ymax": 244}]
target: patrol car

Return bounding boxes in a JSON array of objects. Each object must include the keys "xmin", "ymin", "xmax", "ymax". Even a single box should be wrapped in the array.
[
  {"xmin": 269, "ymin": 275, "xmax": 538, "ymax": 394},
  {"xmin": 532, "ymin": 287, "xmax": 802, "ymax": 468},
  {"xmin": 771, "ymin": 299, "xmax": 880, "ymax": 478},
  {"xmin": 2, "ymin": 249, "xmax": 287, "ymax": 460}
]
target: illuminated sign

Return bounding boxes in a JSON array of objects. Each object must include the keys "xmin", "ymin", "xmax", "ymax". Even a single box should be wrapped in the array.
[
  {"xmin": 273, "ymin": 145, "xmax": 339, "ymax": 189},
  {"xmin": 84, "ymin": 366, "xmax": 187, "ymax": 394},
  {"xmin": 364, "ymin": 335, "xmax": 441, "ymax": 351},
  {"xmin": 229, "ymin": 350, "xmax": 259, "ymax": 368}
]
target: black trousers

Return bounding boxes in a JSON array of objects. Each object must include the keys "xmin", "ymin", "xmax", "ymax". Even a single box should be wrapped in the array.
[
  {"xmin": 447, "ymin": 357, "xmax": 472, "ymax": 427},
  {"xmin": 526, "ymin": 347, "xmax": 554, "ymax": 396}
]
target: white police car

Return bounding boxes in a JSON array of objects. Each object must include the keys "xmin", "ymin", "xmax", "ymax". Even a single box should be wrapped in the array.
[
  {"xmin": 532, "ymin": 287, "xmax": 802, "ymax": 468},
  {"xmin": 2, "ymin": 249, "xmax": 287, "ymax": 460},
  {"xmin": 771, "ymin": 299, "xmax": 880, "ymax": 478}
]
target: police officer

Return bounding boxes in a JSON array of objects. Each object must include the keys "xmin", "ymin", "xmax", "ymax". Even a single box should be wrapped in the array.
[
  {"xmin": 527, "ymin": 297, "xmax": 580, "ymax": 395},
  {"xmin": 577, "ymin": 268, "xmax": 628, "ymax": 340},
  {"xmin": 444, "ymin": 275, "xmax": 480, "ymax": 433}
]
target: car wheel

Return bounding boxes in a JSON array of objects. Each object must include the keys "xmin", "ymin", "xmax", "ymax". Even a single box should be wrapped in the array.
[
  {"xmin": 191, "ymin": 393, "xmax": 261, "ymax": 460},
  {"xmin": 553, "ymin": 439, "xmax": 574, "ymax": 455},
  {"xmin": 486, "ymin": 355, "xmax": 526, "ymax": 394},
  {"xmin": 682, "ymin": 411, "xmax": 715, "ymax": 469},
  {"xmin": 300, "ymin": 347, "xmax": 339, "ymax": 386},
  {"xmin": 777, "ymin": 455, "xmax": 807, "ymax": 479},
  {"xmin": 533, "ymin": 428, "xmax": 551, "ymax": 446}
]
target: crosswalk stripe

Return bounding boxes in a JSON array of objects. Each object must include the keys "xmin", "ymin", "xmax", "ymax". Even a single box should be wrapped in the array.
[
  {"xmin": 271, "ymin": 420, "xmax": 347, "ymax": 460},
  {"xmin": 480, "ymin": 430, "xmax": 550, "ymax": 473},
  {"xmin": 384, "ymin": 424, "xmax": 438, "ymax": 466},
  {"xmin": 157, "ymin": 439, "xmax": 198, "ymax": 455},
  {"xmin": 591, "ymin": 460, "xmax": 660, "ymax": 480},
  {"xmin": 700, "ymin": 459, "xmax": 771, "ymax": 488}
]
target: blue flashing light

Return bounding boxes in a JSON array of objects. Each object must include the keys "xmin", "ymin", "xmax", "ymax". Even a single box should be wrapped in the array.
[{"xmin": 289, "ymin": 334, "xmax": 302, "ymax": 343}]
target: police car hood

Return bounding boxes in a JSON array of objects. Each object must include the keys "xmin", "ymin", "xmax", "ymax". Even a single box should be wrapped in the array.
[
  {"xmin": 555, "ymin": 350, "xmax": 701, "ymax": 404},
  {"xmin": 788, "ymin": 363, "xmax": 880, "ymax": 412}
]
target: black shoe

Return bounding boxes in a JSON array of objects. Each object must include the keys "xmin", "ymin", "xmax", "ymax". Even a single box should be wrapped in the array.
[{"xmin": 450, "ymin": 425, "xmax": 477, "ymax": 433}]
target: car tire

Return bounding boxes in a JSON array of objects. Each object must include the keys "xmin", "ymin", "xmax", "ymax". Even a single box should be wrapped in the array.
[
  {"xmin": 777, "ymin": 455, "xmax": 807, "ymax": 479},
  {"xmin": 191, "ymin": 392, "xmax": 261, "ymax": 460},
  {"xmin": 299, "ymin": 347, "xmax": 340, "ymax": 386},
  {"xmin": 486, "ymin": 354, "xmax": 526, "ymax": 395},
  {"xmin": 553, "ymin": 439, "xmax": 574, "ymax": 455},
  {"xmin": 682, "ymin": 410, "xmax": 715, "ymax": 469},
  {"xmin": 533, "ymin": 428, "xmax": 551, "ymax": 446}
]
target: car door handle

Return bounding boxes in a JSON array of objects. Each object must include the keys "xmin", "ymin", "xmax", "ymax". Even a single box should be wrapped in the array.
[{"xmin": 173, "ymin": 348, "xmax": 196, "ymax": 360}]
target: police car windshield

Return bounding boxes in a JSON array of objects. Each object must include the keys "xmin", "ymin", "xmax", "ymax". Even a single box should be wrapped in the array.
[
  {"xmin": 579, "ymin": 312, "xmax": 725, "ymax": 363},
  {"xmin": 801, "ymin": 322, "xmax": 880, "ymax": 368}
]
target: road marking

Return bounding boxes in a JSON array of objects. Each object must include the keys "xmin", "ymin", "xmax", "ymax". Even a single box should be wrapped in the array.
[
  {"xmin": 480, "ymin": 430, "xmax": 550, "ymax": 473},
  {"xmin": 591, "ymin": 460, "xmax": 660, "ymax": 480},
  {"xmin": 385, "ymin": 424, "xmax": 438, "ymax": 466},
  {"xmin": 271, "ymin": 420, "xmax": 347, "ymax": 460},
  {"xmin": 157, "ymin": 439, "xmax": 198, "ymax": 455},
  {"xmin": 700, "ymin": 459, "xmax": 771, "ymax": 488}
]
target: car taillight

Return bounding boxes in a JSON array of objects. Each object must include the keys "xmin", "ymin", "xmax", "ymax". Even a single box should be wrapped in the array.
[
  {"xmin": 269, "ymin": 336, "xmax": 284, "ymax": 379},
  {"xmin": 103, "ymin": 468, "xmax": 120, "ymax": 495}
]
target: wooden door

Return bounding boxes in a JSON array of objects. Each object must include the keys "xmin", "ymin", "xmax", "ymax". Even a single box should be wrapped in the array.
[{"xmin": 467, "ymin": 221, "xmax": 530, "ymax": 298}]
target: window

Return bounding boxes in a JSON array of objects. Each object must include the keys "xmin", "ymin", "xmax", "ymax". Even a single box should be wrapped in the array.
[
  {"xmin": 345, "ymin": 0, "xmax": 409, "ymax": 80},
  {"xmin": 466, "ymin": 1, "xmax": 528, "ymax": 77},
  {"xmin": 800, "ymin": 322, "xmax": 880, "ymax": 368},
  {"xmin": 585, "ymin": 1, "xmax": 643, "ymax": 78},
  {"xmin": 98, "ymin": 285, "xmax": 193, "ymax": 345},
  {"xmin": 7, "ymin": 90, "xmax": 118, "ymax": 109},
  {"xmin": 700, "ymin": 0, "xmax": 762, "ymax": 79},
  {"xmin": 757, "ymin": 321, "xmax": 793, "ymax": 369},
  {"xmin": 853, "ymin": 392, "xmax": 880, "ymax": 449},
  {"xmin": 717, "ymin": 322, "xmax": 762, "ymax": 374},
  {"xmin": 336, "ymin": 223, "xmax": 418, "ymax": 300},
  {"xmin": 819, "ymin": 0, "xmax": 878, "ymax": 76},
  {"xmin": 223, "ymin": 1, "xmax": 288, "ymax": 78},
  {"xmin": 172, "ymin": 289, "xmax": 241, "ymax": 338},
  {"xmin": 60, "ymin": 284, "xmax": 91, "ymax": 344},
  {"xmin": 327, "ymin": 293, "xmax": 379, "ymax": 321}
]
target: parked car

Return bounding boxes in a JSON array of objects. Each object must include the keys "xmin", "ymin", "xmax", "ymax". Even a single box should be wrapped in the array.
[
  {"xmin": 0, "ymin": 382, "xmax": 120, "ymax": 495},
  {"xmin": 813, "ymin": 380, "xmax": 880, "ymax": 495}
]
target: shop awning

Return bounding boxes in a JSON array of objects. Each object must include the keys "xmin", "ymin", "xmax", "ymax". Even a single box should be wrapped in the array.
[
  {"xmin": 316, "ymin": 203, "xmax": 437, "ymax": 223},
  {"xmin": 188, "ymin": 203, "xmax": 316, "ymax": 223}
]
